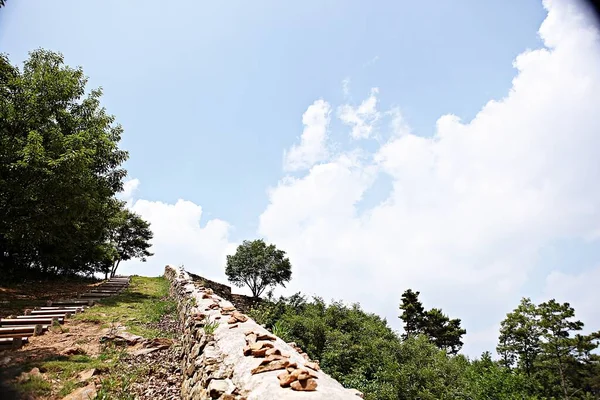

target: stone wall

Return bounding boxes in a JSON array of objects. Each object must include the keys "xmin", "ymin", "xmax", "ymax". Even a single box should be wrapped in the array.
[
  {"xmin": 165, "ymin": 265, "xmax": 363, "ymax": 400},
  {"xmin": 187, "ymin": 271, "xmax": 232, "ymax": 300}
]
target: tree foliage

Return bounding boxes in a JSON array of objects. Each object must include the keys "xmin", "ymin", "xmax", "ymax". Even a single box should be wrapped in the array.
[
  {"xmin": 225, "ymin": 239, "xmax": 292, "ymax": 297},
  {"xmin": 399, "ymin": 289, "xmax": 466, "ymax": 354},
  {"xmin": 0, "ymin": 49, "xmax": 152, "ymax": 280}
]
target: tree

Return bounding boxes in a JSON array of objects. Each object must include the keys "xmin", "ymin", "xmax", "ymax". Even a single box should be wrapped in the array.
[
  {"xmin": 537, "ymin": 299, "xmax": 586, "ymax": 400},
  {"xmin": 497, "ymin": 298, "xmax": 541, "ymax": 375},
  {"xmin": 105, "ymin": 204, "xmax": 153, "ymax": 278},
  {"xmin": 0, "ymin": 50, "xmax": 129, "ymax": 279},
  {"xmin": 399, "ymin": 289, "xmax": 426, "ymax": 339},
  {"xmin": 225, "ymin": 239, "xmax": 292, "ymax": 298},
  {"xmin": 398, "ymin": 290, "xmax": 466, "ymax": 354},
  {"xmin": 423, "ymin": 308, "xmax": 466, "ymax": 355}
]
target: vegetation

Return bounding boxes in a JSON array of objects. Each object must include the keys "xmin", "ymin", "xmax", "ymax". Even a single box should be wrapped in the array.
[
  {"xmin": 75, "ymin": 276, "xmax": 176, "ymax": 338},
  {"xmin": 0, "ymin": 50, "xmax": 152, "ymax": 281},
  {"xmin": 8, "ymin": 276, "xmax": 176, "ymax": 399},
  {"xmin": 250, "ymin": 291, "xmax": 600, "ymax": 400},
  {"xmin": 225, "ymin": 239, "xmax": 292, "ymax": 298},
  {"xmin": 399, "ymin": 289, "xmax": 466, "ymax": 354}
]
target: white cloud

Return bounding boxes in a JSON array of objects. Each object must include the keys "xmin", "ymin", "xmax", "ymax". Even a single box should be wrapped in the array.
[
  {"xmin": 118, "ymin": 178, "xmax": 140, "ymax": 201},
  {"xmin": 283, "ymin": 100, "xmax": 332, "ymax": 171},
  {"xmin": 120, "ymin": 198, "xmax": 237, "ymax": 282},
  {"xmin": 259, "ymin": 0, "xmax": 600, "ymax": 356},
  {"xmin": 338, "ymin": 87, "xmax": 381, "ymax": 139},
  {"xmin": 342, "ymin": 77, "xmax": 350, "ymax": 97}
]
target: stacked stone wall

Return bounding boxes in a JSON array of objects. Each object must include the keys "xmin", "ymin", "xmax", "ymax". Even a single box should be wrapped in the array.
[{"xmin": 165, "ymin": 265, "xmax": 363, "ymax": 400}]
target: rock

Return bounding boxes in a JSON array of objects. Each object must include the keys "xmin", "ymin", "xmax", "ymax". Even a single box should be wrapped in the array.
[
  {"xmin": 246, "ymin": 333, "xmax": 257, "ymax": 345},
  {"xmin": 0, "ymin": 356, "xmax": 11, "ymax": 366},
  {"xmin": 222, "ymin": 306, "xmax": 236, "ymax": 312},
  {"xmin": 61, "ymin": 347, "xmax": 86, "ymax": 356},
  {"xmin": 290, "ymin": 378, "xmax": 318, "ymax": 391},
  {"xmin": 229, "ymin": 324, "xmax": 238, "ymax": 329},
  {"xmin": 77, "ymin": 369, "xmax": 96, "ymax": 382},
  {"xmin": 202, "ymin": 293, "xmax": 212, "ymax": 299},
  {"xmin": 258, "ymin": 354, "xmax": 287, "ymax": 365},
  {"xmin": 232, "ymin": 311, "xmax": 248, "ymax": 322},
  {"xmin": 207, "ymin": 378, "xmax": 232, "ymax": 398},
  {"xmin": 306, "ymin": 361, "xmax": 321, "ymax": 371},
  {"xmin": 251, "ymin": 359, "xmax": 289, "ymax": 375},
  {"xmin": 278, "ymin": 371, "xmax": 296, "ymax": 387},
  {"xmin": 347, "ymin": 388, "xmax": 365, "ymax": 398},
  {"xmin": 256, "ymin": 333, "xmax": 276, "ymax": 341},
  {"xmin": 61, "ymin": 382, "xmax": 97, "ymax": 400},
  {"xmin": 132, "ymin": 347, "xmax": 162, "ymax": 356},
  {"xmin": 265, "ymin": 348, "xmax": 282, "ymax": 357},
  {"xmin": 228, "ymin": 317, "xmax": 237, "ymax": 324}
]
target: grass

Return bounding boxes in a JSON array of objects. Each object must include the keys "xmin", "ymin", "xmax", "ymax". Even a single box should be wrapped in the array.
[
  {"xmin": 74, "ymin": 276, "xmax": 177, "ymax": 338},
  {"xmin": 9, "ymin": 276, "xmax": 177, "ymax": 399}
]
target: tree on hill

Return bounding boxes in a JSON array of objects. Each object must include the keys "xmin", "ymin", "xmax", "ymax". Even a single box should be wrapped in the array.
[
  {"xmin": 399, "ymin": 289, "xmax": 426, "ymax": 339},
  {"xmin": 225, "ymin": 239, "xmax": 292, "ymax": 298},
  {"xmin": 399, "ymin": 289, "xmax": 466, "ymax": 354},
  {"xmin": 105, "ymin": 204, "xmax": 153, "ymax": 278},
  {"xmin": 0, "ymin": 49, "xmax": 148, "ymax": 280}
]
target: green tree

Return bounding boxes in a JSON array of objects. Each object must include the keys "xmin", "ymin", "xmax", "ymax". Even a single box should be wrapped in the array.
[
  {"xmin": 536, "ymin": 299, "xmax": 588, "ymax": 400},
  {"xmin": 0, "ymin": 50, "xmax": 128, "ymax": 279},
  {"xmin": 422, "ymin": 308, "xmax": 466, "ymax": 355},
  {"xmin": 399, "ymin": 289, "xmax": 426, "ymax": 339},
  {"xmin": 225, "ymin": 239, "xmax": 292, "ymax": 298},
  {"xmin": 497, "ymin": 297, "xmax": 541, "ymax": 376},
  {"xmin": 105, "ymin": 204, "xmax": 153, "ymax": 278}
]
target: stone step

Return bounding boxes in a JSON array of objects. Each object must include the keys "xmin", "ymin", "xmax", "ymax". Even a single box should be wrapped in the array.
[
  {"xmin": 1, "ymin": 317, "xmax": 63, "ymax": 326},
  {"xmin": 17, "ymin": 314, "xmax": 71, "ymax": 319},
  {"xmin": 79, "ymin": 292, "xmax": 112, "ymax": 298},
  {"xmin": 30, "ymin": 309, "xmax": 81, "ymax": 315},
  {"xmin": 0, "ymin": 337, "xmax": 28, "ymax": 348},
  {"xmin": 0, "ymin": 325, "xmax": 45, "ymax": 338},
  {"xmin": 38, "ymin": 306, "xmax": 85, "ymax": 311},
  {"xmin": 47, "ymin": 300, "xmax": 94, "ymax": 306}
]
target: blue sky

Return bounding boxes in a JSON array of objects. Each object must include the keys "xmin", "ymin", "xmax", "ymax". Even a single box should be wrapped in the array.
[
  {"xmin": 2, "ymin": 0, "xmax": 599, "ymax": 357},
  {"xmin": 1, "ymin": 0, "xmax": 545, "ymax": 237}
]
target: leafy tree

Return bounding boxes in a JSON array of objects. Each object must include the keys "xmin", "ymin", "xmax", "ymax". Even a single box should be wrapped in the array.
[
  {"xmin": 536, "ymin": 299, "xmax": 589, "ymax": 400},
  {"xmin": 0, "ymin": 50, "xmax": 129, "ymax": 279},
  {"xmin": 105, "ymin": 204, "xmax": 153, "ymax": 278},
  {"xmin": 497, "ymin": 297, "xmax": 541, "ymax": 376},
  {"xmin": 225, "ymin": 239, "xmax": 292, "ymax": 298},
  {"xmin": 399, "ymin": 290, "xmax": 466, "ymax": 354},
  {"xmin": 423, "ymin": 308, "xmax": 466, "ymax": 355},
  {"xmin": 399, "ymin": 289, "xmax": 426, "ymax": 339}
]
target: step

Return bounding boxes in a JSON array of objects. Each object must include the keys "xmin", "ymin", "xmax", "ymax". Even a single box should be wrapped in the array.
[
  {"xmin": 17, "ymin": 314, "xmax": 71, "ymax": 319},
  {"xmin": 79, "ymin": 293, "xmax": 112, "ymax": 298},
  {"xmin": 0, "ymin": 325, "xmax": 44, "ymax": 336},
  {"xmin": 1, "ymin": 317, "xmax": 63, "ymax": 326},
  {"xmin": 38, "ymin": 306, "xmax": 84, "ymax": 311},
  {"xmin": 0, "ymin": 337, "xmax": 28, "ymax": 348},
  {"xmin": 47, "ymin": 300, "xmax": 94, "ymax": 306},
  {"xmin": 30, "ymin": 309, "xmax": 81, "ymax": 315}
]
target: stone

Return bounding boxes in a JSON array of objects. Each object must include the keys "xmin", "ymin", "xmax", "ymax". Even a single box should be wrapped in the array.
[
  {"xmin": 232, "ymin": 311, "xmax": 248, "ymax": 322},
  {"xmin": 249, "ymin": 341, "xmax": 273, "ymax": 353},
  {"xmin": 278, "ymin": 371, "xmax": 296, "ymax": 387},
  {"xmin": 76, "ymin": 369, "xmax": 96, "ymax": 382},
  {"xmin": 208, "ymin": 303, "xmax": 219, "ymax": 309},
  {"xmin": 228, "ymin": 317, "xmax": 237, "ymax": 324},
  {"xmin": 202, "ymin": 293, "xmax": 212, "ymax": 299},
  {"xmin": 251, "ymin": 359, "xmax": 289, "ymax": 375},
  {"xmin": 290, "ymin": 378, "xmax": 318, "ymax": 391},
  {"xmin": 229, "ymin": 324, "xmax": 238, "ymax": 329},
  {"xmin": 306, "ymin": 361, "xmax": 321, "ymax": 371},
  {"xmin": 258, "ymin": 354, "xmax": 281, "ymax": 364},
  {"xmin": 61, "ymin": 346, "xmax": 86, "ymax": 356},
  {"xmin": 265, "ymin": 348, "xmax": 282, "ymax": 357},
  {"xmin": 207, "ymin": 378, "xmax": 232, "ymax": 398},
  {"xmin": 347, "ymin": 388, "xmax": 365, "ymax": 398},
  {"xmin": 61, "ymin": 382, "xmax": 97, "ymax": 400},
  {"xmin": 256, "ymin": 333, "xmax": 276, "ymax": 341},
  {"xmin": 222, "ymin": 306, "xmax": 236, "ymax": 312},
  {"xmin": 246, "ymin": 333, "xmax": 257, "ymax": 345}
]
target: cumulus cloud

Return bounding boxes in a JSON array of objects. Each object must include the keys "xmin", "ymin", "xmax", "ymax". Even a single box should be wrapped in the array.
[
  {"xmin": 283, "ymin": 100, "xmax": 332, "ymax": 171},
  {"xmin": 120, "ymin": 198, "xmax": 236, "ymax": 281},
  {"xmin": 260, "ymin": 0, "xmax": 600, "ymax": 356},
  {"xmin": 338, "ymin": 87, "xmax": 381, "ymax": 139},
  {"xmin": 118, "ymin": 178, "xmax": 140, "ymax": 201}
]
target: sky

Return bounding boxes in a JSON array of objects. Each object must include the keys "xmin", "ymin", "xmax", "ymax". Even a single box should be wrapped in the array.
[{"xmin": 1, "ymin": 0, "xmax": 599, "ymax": 357}]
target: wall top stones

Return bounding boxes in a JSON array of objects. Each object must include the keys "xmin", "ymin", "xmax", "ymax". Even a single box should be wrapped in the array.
[{"xmin": 165, "ymin": 265, "xmax": 363, "ymax": 400}]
